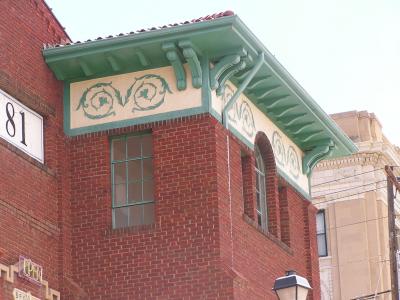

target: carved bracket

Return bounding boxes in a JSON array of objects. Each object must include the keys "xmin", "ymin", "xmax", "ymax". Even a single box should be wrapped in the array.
[
  {"xmin": 162, "ymin": 41, "xmax": 203, "ymax": 90},
  {"xmin": 302, "ymin": 140, "xmax": 335, "ymax": 175},
  {"xmin": 178, "ymin": 40, "xmax": 202, "ymax": 88},
  {"xmin": 162, "ymin": 42, "xmax": 186, "ymax": 91},
  {"xmin": 210, "ymin": 48, "xmax": 250, "ymax": 95}
]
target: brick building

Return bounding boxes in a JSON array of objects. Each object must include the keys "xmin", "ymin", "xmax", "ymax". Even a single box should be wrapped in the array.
[{"xmin": 0, "ymin": 1, "xmax": 356, "ymax": 299}]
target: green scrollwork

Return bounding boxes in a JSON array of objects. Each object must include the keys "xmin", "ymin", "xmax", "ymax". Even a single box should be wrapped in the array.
[
  {"xmin": 287, "ymin": 146, "xmax": 300, "ymax": 179},
  {"xmin": 272, "ymin": 131, "xmax": 301, "ymax": 179},
  {"xmin": 125, "ymin": 74, "xmax": 172, "ymax": 112},
  {"xmin": 272, "ymin": 131, "xmax": 286, "ymax": 167},
  {"xmin": 76, "ymin": 82, "xmax": 122, "ymax": 119},
  {"xmin": 221, "ymin": 84, "xmax": 256, "ymax": 138}
]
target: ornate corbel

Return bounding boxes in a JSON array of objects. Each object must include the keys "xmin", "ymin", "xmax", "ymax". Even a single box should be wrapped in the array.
[
  {"xmin": 209, "ymin": 48, "xmax": 248, "ymax": 92},
  {"xmin": 302, "ymin": 140, "xmax": 335, "ymax": 175},
  {"xmin": 162, "ymin": 42, "xmax": 186, "ymax": 90},
  {"xmin": 178, "ymin": 40, "xmax": 202, "ymax": 88}
]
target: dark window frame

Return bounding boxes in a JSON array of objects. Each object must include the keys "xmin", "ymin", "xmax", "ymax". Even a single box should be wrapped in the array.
[
  {"xmin": 110, "ymin": 133, "xmax": 155, "ymax": 229},
  {"xmin": 316, "ymin": 210, "xmax": 328, "ymax": 257}
]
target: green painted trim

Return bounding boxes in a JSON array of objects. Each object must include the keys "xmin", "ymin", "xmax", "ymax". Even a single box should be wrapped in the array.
[
  {"xmin": 302, "ymin": 142, "xmax": 334, "ymax": 175},
  {"xmin": 63, "ymin": 82, "xmax": 71, "ymax": 134},
  {"xmin": 45, "ymin": 14, "xmax": 357, "ymax": 168},
  {"xmin": 277, "ymin": 167, "xmax": 311, "ymax": 201},
  {"xmin": 232, "ymin": 17, "xmax": 357, "ymax": 156},
  {"xmin": 43, "ymin": 18, "xmax": 236, "ymax": 62},
  {"xmin": 162, "ymin": 42, "xmax": 186, "ymax": 91},
  {"xmin": 65, "ymin": 106, "xmax": 207, "ymax": 136},
  {"xmin": 201, "ymin": 56, "xmax": 211, "ymax": 112},
  {"xmin": 179, "ymin": 40, "xmax": 202, "ymax": 88}
]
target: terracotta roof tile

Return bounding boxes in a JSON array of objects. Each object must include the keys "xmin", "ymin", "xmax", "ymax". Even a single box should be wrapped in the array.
[{"xmin": 44, "ymin": 10, "xmax": 234, "ymax": 49}]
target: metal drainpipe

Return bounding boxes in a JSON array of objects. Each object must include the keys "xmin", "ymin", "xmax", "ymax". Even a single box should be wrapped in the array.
[{"xmin": 222, "ymin": 52, "xmax": 264, "ymax": 129}]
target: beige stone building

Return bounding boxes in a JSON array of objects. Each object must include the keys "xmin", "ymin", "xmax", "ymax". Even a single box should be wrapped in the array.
[{"xmin": 311, "ymin": 111, "xmax": 400, "ymax": 300}]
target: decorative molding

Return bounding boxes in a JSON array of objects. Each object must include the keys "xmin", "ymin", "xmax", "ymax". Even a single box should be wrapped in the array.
[
  {"xmin": 272, "ymin": 131, "xmax": 301, "ymax": 178},
  {"xmin": 210, "ymin": 48, "xmax": 249, "ymax": 94},
  {"xmin": 303, "ymin": 140, "xmax": 335, "ymax": 175},
  {"xmin": 162, "ymin": 42, "xmax": 186, "ymax": 90},
  {"xmin": 0, "ymin": 262, "xmax": 60, "ymax": 300},
  {"xmin": 220, "ymin": 85, "xmax": 256, "ymax": 138},
  {"xmin": 75, "ymin": 75, "xmax": 172, "ymax": 120},
  {"xmin": 178, "ymin": 40, "xmax": 202, "ymax": 88}
]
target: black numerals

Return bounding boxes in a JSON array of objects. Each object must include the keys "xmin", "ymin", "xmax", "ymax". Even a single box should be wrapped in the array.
[
  {"xmin": 5, "ymin": 102, "xmax": 27, "ymax": 146},
  {"xmin": 5, "ymin": 102, "xmax": 15, "ymax": 137}
]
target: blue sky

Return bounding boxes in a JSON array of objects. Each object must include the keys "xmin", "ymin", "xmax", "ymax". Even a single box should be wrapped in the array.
[{"xmin": 46, "ymin": 0, "xmax": 400, "ymax": 146}]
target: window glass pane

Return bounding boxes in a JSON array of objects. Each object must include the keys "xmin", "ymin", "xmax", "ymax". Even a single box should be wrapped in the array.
[
  {"xmin": 127, "ymin": 136, "xmax": 141, "ymax": 158},
  {"xmin": 143, "ymin": 180, "xmax": 154, "ymax": 201},
  {"xmin": 114, "ymin": 207, "xmax": 129, "ymax": 229},
  {"xmin": 114, "ymin": 184, "xmax": 126, "ymax": 206},
  {"xmin": 128, "ymin": 160, "xmax": 141, "ymax": 182},
  {"xmin": 256, "ymin": 192, "xmax": 261, "ymax": 210},
  {"xmin": 113, "ymin": 163, "xmax": 126, "ymax": 184},
  {"xmin": 316, "ymin": 211, "xmax": 325, "ymax": 234},
  {"xmin": 142, "ymin": 135, "xmax": 153, "ymax": 157},
  {"xmin": 129, "ymin": 205, "xmax": 142, "ymax": 226},
  {"xmin": 112, "ymin": 139, "xmax": 126, "ymax": 161},
  {"xmin": 317, "ymin": 234, "xmax": 327, "ymax": 256},
  {"xmin": 143, "ymin": 203, "xmax": 154, "ymax": 225},
  {"xmin": 257, "ymin": 214, "xmax": 262, "ymax": 227},
  {"xmin": 255, "ymin": 171, "xmax": 259, "ymax": 190},
  {"xmin": 128, "ymin": 182, "xmax": 142, "ymax": 203},
  {"xmin": 143, "ymin": 158, "xmax": 153, "ymax": 179}
]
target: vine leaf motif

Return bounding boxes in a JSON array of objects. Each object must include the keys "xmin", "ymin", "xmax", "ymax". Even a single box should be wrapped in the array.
[
  {"xmin": 287, "ymin": 146, "xmax": 300, "ymax": 178},
  {"xmin": 272, "ymin": 131, "xmax": 300, "ymax": 179},
  {"xmin": 220, "ymin": 84, "xmax": 256, "ymax": 138},
  {"xmin": 125, "ymin": 74, "xmax": 172, "ymax": 112},
  {"xmin": 272, "ymin": 131, "xmax": 286, "ymax": 167},
  {"xmin": 76, "ymin": 82, "xmax": 121, "ymax": 119}
]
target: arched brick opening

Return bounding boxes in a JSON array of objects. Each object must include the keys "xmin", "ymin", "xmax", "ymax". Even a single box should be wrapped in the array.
[{"xmin": 254, "ymin": 131, "xmax": 281, "ymax": 238}]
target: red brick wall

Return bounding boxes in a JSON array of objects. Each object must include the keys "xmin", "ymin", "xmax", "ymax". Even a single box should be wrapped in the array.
[
  {"xmin": 0, "ymin": 2, "xmax": 321, "ymax": 298},
  {"xmin": 68, "ymin": 114, "xmax": 320, "ymax": 299},
  {"xmin": 0, "ymin": 1, "xmax": 70, "ymax": 299},
  {"xmin": 215, "ymin": 122, "xmax": 321, "ymax": 300},
  {"xmin": 69, "ymin": 115, "xmax": 234, "ymax": 299}
]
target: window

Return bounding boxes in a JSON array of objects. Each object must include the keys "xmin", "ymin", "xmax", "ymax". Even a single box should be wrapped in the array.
[
  {"xmin": 111, "ymin": 134, "xmax": 154, "ymax": 229},
  {"xmin": 316, "ymin": 210, "xmax": 328, "ymax": 256},
  {"xmin": 255, "ymin": 144, "xmax": 268, "ymax": 230}
]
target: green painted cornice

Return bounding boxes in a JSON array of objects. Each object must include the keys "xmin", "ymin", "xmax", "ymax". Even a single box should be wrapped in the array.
[{"xmin": 43, "ymin": 14, "xmax": 357, "ymax": 170}]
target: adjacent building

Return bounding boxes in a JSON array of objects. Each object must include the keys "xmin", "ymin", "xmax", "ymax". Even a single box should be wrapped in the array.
[
  {"xmin": 312, "ymin": 111, "xmax": 400, "ymax": 300},
  {"xmin": 1, "ymin": 1, "xmax": 356, "ymax": 299}
]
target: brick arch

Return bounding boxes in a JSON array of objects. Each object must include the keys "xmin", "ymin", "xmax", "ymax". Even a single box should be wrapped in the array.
[{"xmin": 254, "ymin": 131, "xmax": 281, "ymax": 238}]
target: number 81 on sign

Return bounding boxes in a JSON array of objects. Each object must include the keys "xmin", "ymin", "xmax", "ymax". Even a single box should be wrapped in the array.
[{"xmin": 0, "ymin": 89, "xmax": 43, "ymax": 163}]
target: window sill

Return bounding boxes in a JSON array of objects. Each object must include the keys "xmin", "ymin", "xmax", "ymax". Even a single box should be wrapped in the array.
[
  {"xmin": 242, "ymin": 214, "xmax": 293, "ymax": 255},
  {"xmin": 104, "ymin": 223, "xmax": 156, "ymax": 236}
]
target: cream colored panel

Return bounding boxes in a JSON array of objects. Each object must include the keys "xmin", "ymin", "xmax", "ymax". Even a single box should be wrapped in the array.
[
  {"xmin": 212, "ymin": 82, "xmax": 308, "ymax": 194},
  {"xmin": 70, "ymin": 65, "xmax": 201, "ymax": 129}
]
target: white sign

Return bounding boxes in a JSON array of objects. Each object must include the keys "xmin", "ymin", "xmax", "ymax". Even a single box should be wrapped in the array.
[
  {"xmin": 13, "ymin": 288, "xmax": 40, "ymax": 300},
  {"xmin": 0, "ymin": 89, "xmax": 43, "ymax": 163}
]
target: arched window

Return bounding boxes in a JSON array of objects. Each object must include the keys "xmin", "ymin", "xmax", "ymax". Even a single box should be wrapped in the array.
[{"xmin": 255, "ymin": 144, "xmax": 268, "ymax": 230}]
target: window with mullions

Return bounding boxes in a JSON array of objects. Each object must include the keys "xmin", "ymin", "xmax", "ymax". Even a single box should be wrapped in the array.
[
  {"xmin": 316, "ymin": 210, "xmax": 328, "ymax": 257},
  {"xmin": 255, "ymin": 144, "xmax": 268, "ymax": 231},
  {"xmin": 111, "ymin": 134, "xmax": 154, "ymax": 229}
]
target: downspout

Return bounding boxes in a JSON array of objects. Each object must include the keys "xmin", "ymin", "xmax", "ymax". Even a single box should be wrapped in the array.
[
  {"xmin": 222, "ymin": 52, "xmax": 264, "ymax": 269},
  {"xmin": 222, "ymin": 52, "xmax": 264, "ymax": 129}
]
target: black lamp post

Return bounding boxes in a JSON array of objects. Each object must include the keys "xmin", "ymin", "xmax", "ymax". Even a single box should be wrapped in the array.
[{"xmin": 273, "ymin": 270, "xmax": 312, "ymax": 300}]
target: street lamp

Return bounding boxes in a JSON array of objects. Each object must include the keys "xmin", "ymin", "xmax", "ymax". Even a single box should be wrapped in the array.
[{"xmin": 273, "ymin": 270, "xmax": 312, "ymax": 300}]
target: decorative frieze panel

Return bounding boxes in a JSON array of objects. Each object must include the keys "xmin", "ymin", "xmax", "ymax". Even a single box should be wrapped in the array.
[
  {"xmin": 67, "ymin": 65, "xmax": 202, "ymax": 134},
  {"xmin": 212, "ymin": 82, "xmax": 309, "ymax": 195}
]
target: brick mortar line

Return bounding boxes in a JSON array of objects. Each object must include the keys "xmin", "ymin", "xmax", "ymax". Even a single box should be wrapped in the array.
[
  {"xmin": 0, "ymin": 198, "xmax": 60, "ymax": 237},
  {"xmin": 0, "ymin": 138, "xmax": 56, "ymax": 177}
]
